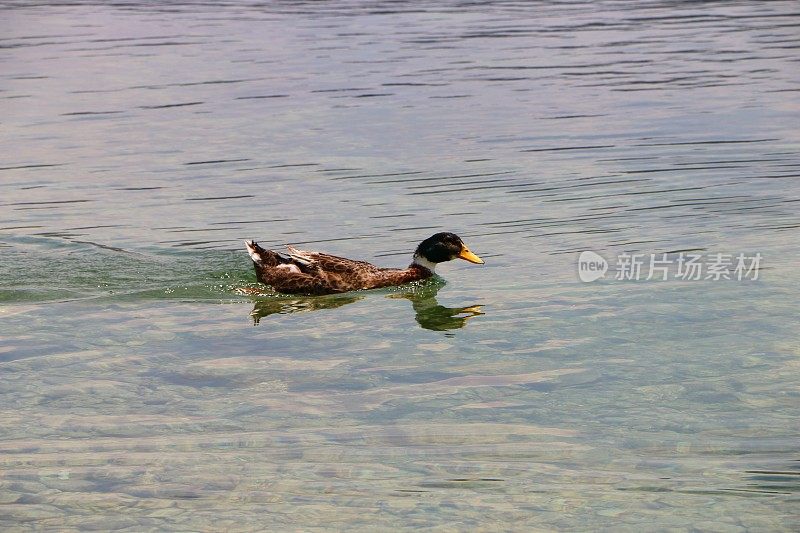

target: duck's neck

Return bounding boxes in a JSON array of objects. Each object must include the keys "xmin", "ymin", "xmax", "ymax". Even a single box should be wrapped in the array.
[{"xmin": 411, "ymin": 253, "xmax": 436, "ymax": 273}]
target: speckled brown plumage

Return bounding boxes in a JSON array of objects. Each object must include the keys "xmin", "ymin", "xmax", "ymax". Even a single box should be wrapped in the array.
[
  {"xmin": 245, "ymin": 233, "xmax": 483, "ymax": 296},
  {"xmin": 245, "ymin": 241, "xmax": 432, "ymax": 295}
]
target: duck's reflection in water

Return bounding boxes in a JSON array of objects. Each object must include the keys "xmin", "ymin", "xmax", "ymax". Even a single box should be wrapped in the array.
[
  {"xmin": 248, "ymin": 280, "xmax": 483, "ymax": 331},
  {"xmin": 249, "ymin": 294, "xmax": 363, "ymax": 325},
  {"xmin": 388, "ymin": 281, "xmax": 483, "ymax": 331}
]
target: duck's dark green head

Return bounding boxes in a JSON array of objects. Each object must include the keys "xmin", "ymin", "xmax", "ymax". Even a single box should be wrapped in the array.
[{"xmin": 414, "ymin": 232, "xmax": 484, "ymax": 267}]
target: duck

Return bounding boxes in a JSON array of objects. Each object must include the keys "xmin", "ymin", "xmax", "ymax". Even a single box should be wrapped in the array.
[{"xmin": 244, "ymin": 232, "xmax": 484, "ymax": 295}]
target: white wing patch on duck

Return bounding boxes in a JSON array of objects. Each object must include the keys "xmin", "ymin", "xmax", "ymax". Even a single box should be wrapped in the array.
[{"xmin": 276, "ymin": 263, "xmax": 301, "ymax": 273}]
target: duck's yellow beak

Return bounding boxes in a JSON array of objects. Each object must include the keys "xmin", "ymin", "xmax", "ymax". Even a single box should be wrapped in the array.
[{"xmin": 458, "ymin": 245, "xmax": 484, "ymax": 264}]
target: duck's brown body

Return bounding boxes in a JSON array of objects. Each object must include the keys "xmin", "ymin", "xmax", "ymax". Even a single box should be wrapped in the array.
[
  {"xmin": 245, "ymin": 233, "xmax": 483, "ymax": 296},
  {"xmin": 246, "ymin": 241, "xmax": 433, "ymax": 295}
]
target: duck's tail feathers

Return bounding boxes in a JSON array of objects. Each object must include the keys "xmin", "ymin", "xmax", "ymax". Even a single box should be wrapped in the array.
[
  {"xmin": 245, "ymin": 240, "xmax": 296, "ymax": 267},
  {"xmin": 245, "ymin": 240, "xmax": 264, "ymax": 264}
]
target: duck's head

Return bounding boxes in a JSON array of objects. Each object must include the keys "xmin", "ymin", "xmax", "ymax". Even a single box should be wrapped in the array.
[{"xmin": 412, "ymin": 232, "xmax": 484, "ymax": 272}]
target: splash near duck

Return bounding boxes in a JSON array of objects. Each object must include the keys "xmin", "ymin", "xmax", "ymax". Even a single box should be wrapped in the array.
[{"xmin": 244, "ymin": 232, "xmax": 484, "ymax": 295}]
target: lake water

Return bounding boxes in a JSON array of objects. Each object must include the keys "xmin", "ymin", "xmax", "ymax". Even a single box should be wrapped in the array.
[{"xmin": 1, "ymin": 1, "xmax": 799, "ymax": 530}]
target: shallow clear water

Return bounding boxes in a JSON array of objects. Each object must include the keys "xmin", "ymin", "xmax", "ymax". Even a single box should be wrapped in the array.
[{"xmin": 1, "ymin": 1, "xmax": 799, "ymax": 530}]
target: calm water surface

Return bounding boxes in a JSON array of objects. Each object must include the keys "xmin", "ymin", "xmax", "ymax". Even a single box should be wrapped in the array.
[{"xmin": 1, "ymin": 1, "xmax": 799, "ymax": 530}]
